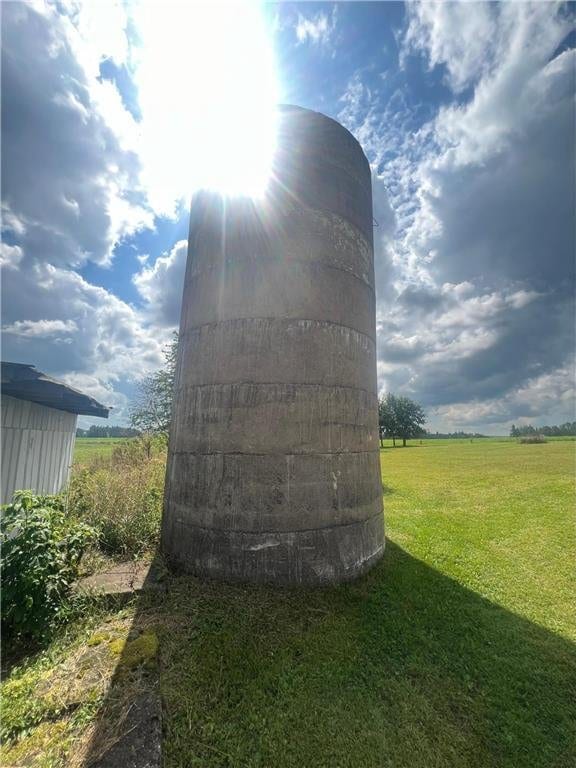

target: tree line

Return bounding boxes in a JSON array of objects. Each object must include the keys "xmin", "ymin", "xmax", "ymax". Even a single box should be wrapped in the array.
[
  {"xmin": 510, "ymin": 422, "xmax": 576, "ymax": 437},
  {"xmin": 76, "ymin": 425, "xmax": 141, "ymax": 438},
  {"xmin": 424, "ymin": 430, "xmax": 486, "ymax": 439}
]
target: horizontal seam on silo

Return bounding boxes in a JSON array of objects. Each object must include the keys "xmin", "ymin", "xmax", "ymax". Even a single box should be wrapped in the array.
[
  {"xmin": 185, "ymin": 256, "xmax": 376, "ymax": 293},
  {"xmin": 304, "ymin": 204, "xmax": 374, "ymax": 247},
  {"xmin": 172, "ymin": 381, "xmax": 378, "ymax": 395},
  {"xmin": 168, "ymin": 508, "xmax": 384, "ymax": 536},
  {"xmin": 179, "ymin": 318, "xmax": 377, "ymax": 345},
  {"xmin": 168, "ymin": 449, "xmax": 381, "ymax": 458}
]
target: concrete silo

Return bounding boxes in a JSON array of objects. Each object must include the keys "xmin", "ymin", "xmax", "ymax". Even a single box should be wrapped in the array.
[{"xmin": 162, "ymin": 105, "xmax": 384, "ymax": 585}]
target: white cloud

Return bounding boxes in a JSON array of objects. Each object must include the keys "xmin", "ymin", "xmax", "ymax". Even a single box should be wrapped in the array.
[
  {"xmin": 295, "ymin": 8, "xmax": 336, "ymax": 47},
  {"xmin": 0, "ymin": 243, "xmax": 23, "ymax": 270},
  {"xmin": 2, "ymin": 258, "xmax": 168, "ymax": 423},
  {"xmin": 2, "ymin": 319, "xmax": 78, "ymax": 338},
  {"xmin": 133, "ymin": 240, "xmax": 188, "ymax": 328},
  {"xmin": 2, "ymin": 2, "xmax": 152, "ymax": 270},
  {"xmin": 429, "ymin": 362, "xmax": 575, "ymax": 433},
  {"xmin": 60, "ymin": 372, "xmax": 127, "ymax": 416},
  {"xmin": 404, "ymin": 2, "xmax": 497, "ymax": 93},
  {"xmin": 339, "ymin": 2, "xmax": 575, "ymax": 429}
]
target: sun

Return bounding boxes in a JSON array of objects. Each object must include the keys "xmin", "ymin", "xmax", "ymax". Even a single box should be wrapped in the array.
[{"xmin": 133, "ymin": 1, "xmax": 279, "ymax": 207}]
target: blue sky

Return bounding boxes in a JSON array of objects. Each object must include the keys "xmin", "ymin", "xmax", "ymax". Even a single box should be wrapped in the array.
[{"xmin": 2, "ymin": 1, "xmax": 574, "ymax": 433}]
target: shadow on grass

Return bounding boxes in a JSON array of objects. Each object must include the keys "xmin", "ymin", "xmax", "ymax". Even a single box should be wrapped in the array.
[{"xmin": 82, "ymin": 541, "xmax": 576, "ymax": 768}]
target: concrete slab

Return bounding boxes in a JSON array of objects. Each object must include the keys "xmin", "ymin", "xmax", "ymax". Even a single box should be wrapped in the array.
[{"xmin": 77, "ymin": 560, "xmax": 164, "ymax": 597}]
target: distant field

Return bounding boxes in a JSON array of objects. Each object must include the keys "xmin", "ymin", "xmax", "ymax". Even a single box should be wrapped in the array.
[
  {"xmin": 73, "ymin": 437, "xmax": 131, "ymax": 463},
  {"xmin": 380, "ymin": 435, "xmax": 575, "ymax": 447},
  {"xmin": 74, "ymin": 435, "xmax": 575, "ymax": 465}
]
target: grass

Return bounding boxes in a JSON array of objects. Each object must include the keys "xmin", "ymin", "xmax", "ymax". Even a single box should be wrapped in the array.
[
  {"xmin": 153, "ymin": 439, "xmax": 575, "ymax": 768},
  {"xmin": 73, "ymin": 437, "xmax": 131, "ymax": 463},
  {"xmin": 1, "ymin": 600, "xmax": 161, "ymax": 768},
  {"xmin": 3, "ymin": 438, "xmax": 575, "ymax": 767}
]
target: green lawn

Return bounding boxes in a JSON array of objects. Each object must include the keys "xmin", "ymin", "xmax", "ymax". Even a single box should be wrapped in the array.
[
  {"xmin": 4, "ymin": 438, "xmax": 575, "ymax": 767},
  {"xmin": 73, "ymin": 437, "xmax": 130, "ymax": 463},
  {"xmin": 153, "ymin": 439, "xmax": 575, "ymax": 768}
]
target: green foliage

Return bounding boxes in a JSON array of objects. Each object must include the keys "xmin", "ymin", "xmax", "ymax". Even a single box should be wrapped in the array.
[
  {"xmin": 129, "ymin": 332, "xmax": 178, "ymax": 436},
  {"xmin": 378, "ymin": 393, "xmax": 398, "ymax": 445},
  {"xmin": 69, "ymin": 436, "xmax": 166, "ymax": 557},
  {"xmin": 511, "ymin": 422, "xmax": 575, "ymax": 437},
  {"xmin": 379, "ymin": 393, "xmax": 426, "ymax": 446},
  {"xmin": 0, "ymin": 492, "xmax": 97, "ymax": 641}
]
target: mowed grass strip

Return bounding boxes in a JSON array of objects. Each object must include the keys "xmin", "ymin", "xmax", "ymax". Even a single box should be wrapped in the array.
[{"xmin": 158, "ymin": 439, "xmax": 575, "ymax": 768}]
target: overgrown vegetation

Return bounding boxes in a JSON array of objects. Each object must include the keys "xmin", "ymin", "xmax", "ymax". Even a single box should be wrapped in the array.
[
  {"xmin": 68, "ymin": 436, "xmax": 166, "ymax": 558},
  {"xmin": 1, "ymin": 492, "xmax": 97, "ymax": 642}
]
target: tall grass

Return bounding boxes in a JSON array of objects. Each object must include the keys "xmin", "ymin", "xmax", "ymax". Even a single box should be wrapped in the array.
[{"xmin": 68, "ymin": 437, "xmax": 166, "ymax": 558}]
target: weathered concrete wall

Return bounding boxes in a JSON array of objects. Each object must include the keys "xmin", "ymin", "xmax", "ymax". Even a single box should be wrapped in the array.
[{"xmin": 162, "ymin": 105, "xmax": 384, "ymax": 584}]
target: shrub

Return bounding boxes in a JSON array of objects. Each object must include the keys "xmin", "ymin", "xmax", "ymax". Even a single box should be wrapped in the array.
[
  {"xmin": 68, "ymin": 437, "xmax": 166, "ymax": 557},
  {"xmin": 519, "ymin": 435, "xmax": 547, "ymax": 444},
  {"xmin": 1, "ymin": 491, "xmax": 97, "ymax": 641}
]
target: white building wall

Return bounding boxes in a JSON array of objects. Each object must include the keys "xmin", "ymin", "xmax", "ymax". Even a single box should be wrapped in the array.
[{"xmin": 1, "ymin": 395, "xmax": 77, "ymax": 504}]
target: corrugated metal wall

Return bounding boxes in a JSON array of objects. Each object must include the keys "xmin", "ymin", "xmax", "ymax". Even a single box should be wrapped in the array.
[{"xmin": 1, "ymin": 395, "xmax": 77, "ymax": 504}]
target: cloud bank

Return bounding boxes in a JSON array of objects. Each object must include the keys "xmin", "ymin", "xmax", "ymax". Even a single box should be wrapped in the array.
[{"xmin": 340, "ymin": 1, "xmax": 575, "ymax": 431}]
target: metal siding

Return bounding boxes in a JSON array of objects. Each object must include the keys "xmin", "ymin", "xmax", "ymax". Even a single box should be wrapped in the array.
[
  {"xmin": 1, "ymin": 396, "xmax": 78, "ymax": 504},
  {"xmin": 55, "ymin": 430, "xmax": 65, "ymax": 492},
  {"xmin": 47, "ymin": 430, "xmax": 57, "ymax": 494}
]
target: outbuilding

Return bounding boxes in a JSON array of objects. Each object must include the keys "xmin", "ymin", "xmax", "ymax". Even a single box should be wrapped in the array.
[{"xmin": 1, "ymin": 362, "xmax": 109, "ymax": 504}]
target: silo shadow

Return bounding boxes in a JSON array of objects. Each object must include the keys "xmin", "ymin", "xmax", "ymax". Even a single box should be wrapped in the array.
[{"xmin": 80, "ymin": 540, "xmax": 576, "ymax": 767}]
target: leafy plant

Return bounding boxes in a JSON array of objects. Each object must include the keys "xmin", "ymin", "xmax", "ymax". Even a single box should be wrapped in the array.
[{"xmin": 1, "ymin": 491, "xmax": 97, "ymax": 641}]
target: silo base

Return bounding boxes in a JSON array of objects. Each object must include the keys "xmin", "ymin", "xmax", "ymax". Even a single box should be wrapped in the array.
[{"xmin": 162, "ymin": 512, "xmax": 385, "ymax": 586}]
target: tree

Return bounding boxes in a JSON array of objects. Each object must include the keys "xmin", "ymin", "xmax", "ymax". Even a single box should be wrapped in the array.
[
  {"xmin": 394, "ymin": 396, "xmax": 426, "ymax": 446},
  {"xmin": 379, "ymin": 393, "xmax": 426, "ymax": 447},
  {"xmin": 378, "ymin": 393, "xmax": 399, "ymax": 447},
  {"xmin": 129, "ymin": 333, "xmax": 178, "ymax": 437}
]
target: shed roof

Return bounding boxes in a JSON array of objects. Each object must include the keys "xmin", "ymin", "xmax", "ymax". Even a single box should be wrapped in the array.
[{"xmin": 1, "ymin": 362, "xmax": 110, "ymax": 418}]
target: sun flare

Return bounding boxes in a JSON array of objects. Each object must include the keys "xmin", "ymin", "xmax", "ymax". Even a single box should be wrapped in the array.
[{"xmin": 133, "ymin": 1, "xmax": 279, "ymax": 207}]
